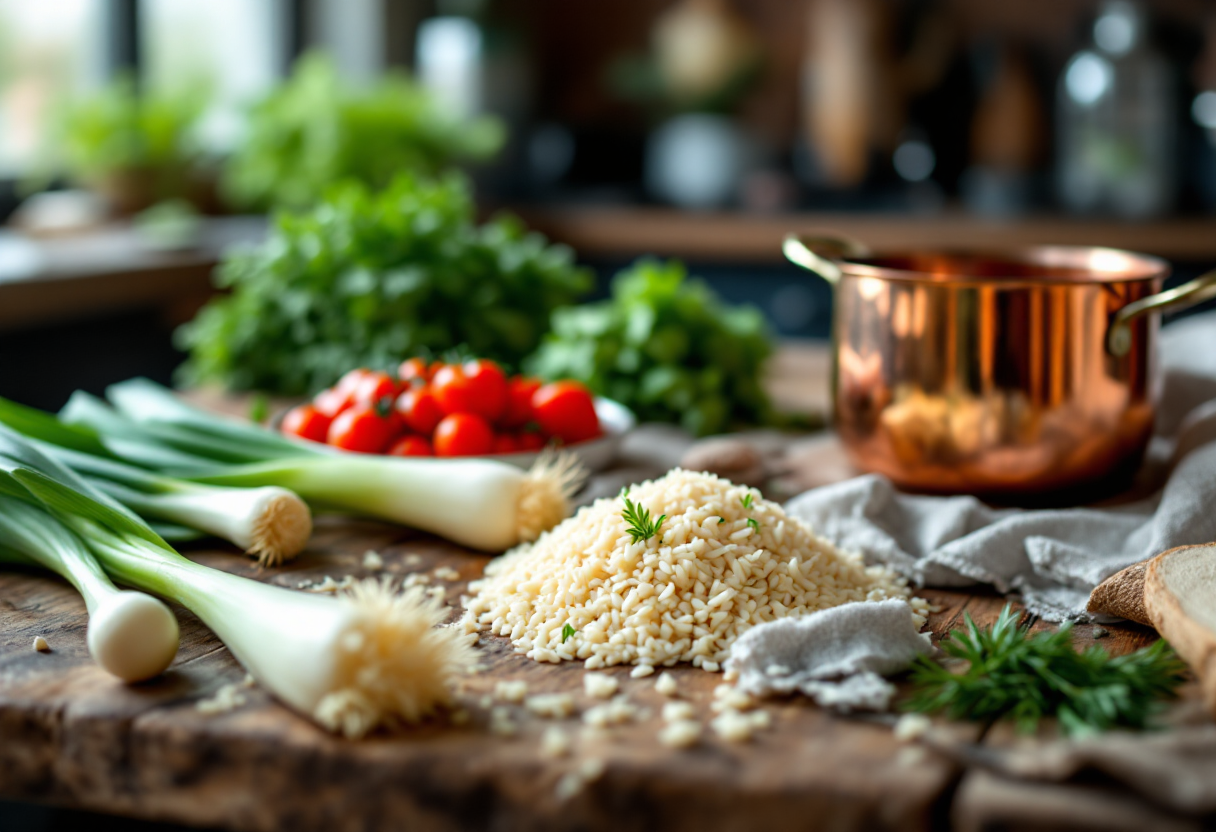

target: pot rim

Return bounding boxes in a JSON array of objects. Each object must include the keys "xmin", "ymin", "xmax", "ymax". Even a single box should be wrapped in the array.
[{"xmin": 835, "ymin": 244, "xmax": 1170, "ymax": 287}]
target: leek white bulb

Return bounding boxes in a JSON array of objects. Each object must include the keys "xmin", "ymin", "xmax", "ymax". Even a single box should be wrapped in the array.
[
  {"xmin": 118, "ymin": 485, "xmax": 312, "ymax": 566},
  {"xmin": 0, "ymin": 496, "xmax": 179, "ymax": 682},
  {"xmin": 86, "ymin": 591, "xmax": 180, "ymax": 682},
  {"xmin": 86, "ymin": 525, "xmax": 474, "ymax": 737}
]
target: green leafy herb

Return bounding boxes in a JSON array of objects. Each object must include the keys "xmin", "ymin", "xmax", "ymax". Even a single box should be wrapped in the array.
[
  {"xmin": 621, "ymin": 492, "xmax": 666, "ymax": 544},
  {"xmin": 746, "ymin": 518, "xmax": 760, "ymax": 532},
  {"xmin": 904, "ymin": 605, "xmax": 1187, "ymax": 737},
  {"xmin": 37, "ymin": 74, "xmax": 209, "ymax": 203},
  {"xmin": 526, "ymin": 259, "xmax": 774, "ymax": 436},
  {"xmin": 740, "ymin": 493, "xmax": 754, "ymax": 509},
  {"xmin": 561, "ymin": 623, "xmax": 577, "ymax": 644},
  {"xmin": 222, "ymin": 53, "xmax": 504, "ymax": 211},
  {"xmin": 718, "ymin": 517, "xmax": 726, "ymax": 524},
  {"xmin": 177, "ymin": 172, "xmax": 592, "ymax": 395}
]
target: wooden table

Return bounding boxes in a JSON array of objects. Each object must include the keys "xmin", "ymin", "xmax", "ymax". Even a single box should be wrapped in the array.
[
  {"xmin": 0, "ymin": 361, "xmax": 1190, "ymax": 831},
  {"xmin": 0, "ymin": 514, "xmax": 1176, "ymax": 829}
]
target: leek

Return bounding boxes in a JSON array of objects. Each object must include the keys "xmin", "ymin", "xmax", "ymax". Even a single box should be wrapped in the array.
[
  {"xmin": 0, "ymin": 497, "xmax": 179, "ymax": 683},
  {"xmin": 0, "ymin": 429, "xmax": 474, "ymax": 737},
  {"xmin": 0, "ymin": 397, "xmax": 311, "ymax": 566},
  {"xmin": 58, "ymin": 379, "xmax": 584, "ymax": 551},
  {"xmin": 43, "ymin": 444, "xmax": 311, "ymax": 567}
]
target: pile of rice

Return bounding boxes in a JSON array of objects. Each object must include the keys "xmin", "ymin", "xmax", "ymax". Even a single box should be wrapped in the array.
[{"xmin": 464, "ymin": 470, "xmax": 925, "ymax": 670}]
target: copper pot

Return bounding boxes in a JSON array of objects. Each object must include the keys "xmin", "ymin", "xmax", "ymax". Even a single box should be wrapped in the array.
[{"xmin": 783, "ymin": 234, "xmax": 1216, "ymax": 498}]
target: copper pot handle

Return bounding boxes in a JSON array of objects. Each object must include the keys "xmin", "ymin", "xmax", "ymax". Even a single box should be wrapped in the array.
[
  {"xmin": 1108, "ymin": 268, "xmax": 1216, "ymax": 357},
  {"xmin": 782, "ymin": 233, "xmax": 871, "ymax": 285}
]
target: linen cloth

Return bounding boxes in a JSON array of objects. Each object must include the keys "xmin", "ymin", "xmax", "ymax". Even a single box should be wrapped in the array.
[{"xmin": 785, "ymin": 311, "xmax": 1216, "ymax": 621}]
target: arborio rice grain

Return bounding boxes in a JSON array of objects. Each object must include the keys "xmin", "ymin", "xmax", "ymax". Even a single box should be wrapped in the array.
[{"xmin": 464, "ymin": 470, "xmax": 925, "ymax": 670}]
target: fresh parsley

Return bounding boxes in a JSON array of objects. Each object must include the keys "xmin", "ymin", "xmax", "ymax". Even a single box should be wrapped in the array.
[
  {"xmin": 740, "ymin": 493, "xmax": 755, "ymax": 509},
  {"xmin": 746, "ymin": 518, "xmax": 760, "ymax": 532},
  {"xmin": 904, "ymin": 605, "xmax": 1187, "ymax": 736},
  {"xmin": 561, "ymin": 623, "xmax": 577, "ymax": 644},
  {"xmin": 620, "ymin": 488, "xmax": 665, "ymax": 543}
]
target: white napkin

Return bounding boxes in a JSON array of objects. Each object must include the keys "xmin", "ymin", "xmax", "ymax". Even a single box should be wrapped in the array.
[
  {"xmin": 726, "ymin": 599, "xmax": 933, "ymax": 711},
  {"xmin": 785, "ymin": 311, "xmax": 1216, "ymax": 621}
]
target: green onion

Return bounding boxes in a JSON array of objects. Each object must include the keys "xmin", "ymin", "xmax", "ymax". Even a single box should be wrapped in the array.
[
  {"xmin": 0, "ymin": 395, "xmax": 310, "ymax": 566},
  {"xmin": 43, "ymin": 444, "xmax": 311, "ymax": 567},
  {"xmin": 0, "ymin": 496, "xmax": 179, "ymax": 683},
  {"xmin": 0, "ymin": 427, "xmax": 473, "ymax": 738},
  {"xmin": 58, "ymin": 379, "xmax": 585, "ymax": 551}
]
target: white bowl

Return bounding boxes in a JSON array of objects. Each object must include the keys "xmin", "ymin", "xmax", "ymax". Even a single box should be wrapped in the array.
[{"xmin": 483, "ymin": 397, "xmax": 635, "ymax": 472}]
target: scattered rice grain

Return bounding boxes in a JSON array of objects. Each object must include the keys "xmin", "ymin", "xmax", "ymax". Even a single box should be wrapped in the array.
[
  {"xmin": 659, "ymin": 720, "xmax": 701, "ymax": 748},
  {"xmin": 583, "ymin": 672, "xmax": 618, "ymax": 699}
]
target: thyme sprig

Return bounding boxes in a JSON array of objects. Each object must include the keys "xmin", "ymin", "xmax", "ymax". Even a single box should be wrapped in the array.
[
  {"xmin": 904, "ymin": 605, "xmax": 1187, "ymax": 737},
  {"xmin": 620, "ymin": 488, "xmax": 665, "ymax": 543}
]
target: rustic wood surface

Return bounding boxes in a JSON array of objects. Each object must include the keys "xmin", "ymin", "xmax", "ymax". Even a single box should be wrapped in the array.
[
  {"xmin": 0, "ymin": 516, "xmax": 1172, "ymax": 832},
  {"xmin": 0, "ymin": 350, "xmax": 1197, "ymax": 831}
]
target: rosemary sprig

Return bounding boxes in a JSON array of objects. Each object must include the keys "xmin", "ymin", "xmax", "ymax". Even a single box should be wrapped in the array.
[
  {"xmin": 903, "ymin": 605, "xmax": 1188, "ymax": 736},
  {"xmin": 620, "ymin": 488, "xmax": 665, "ymax": 543},
  {"xmin": 561, "ymin": 623, "xmax": 577, "ymax": 644}
]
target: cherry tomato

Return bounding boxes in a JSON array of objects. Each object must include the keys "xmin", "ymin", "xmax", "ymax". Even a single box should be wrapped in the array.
[
  {"xmin": 501, "ymin": 376, "xmax": 541, "ymax": 428},
  {"xmin": 394, "ymin": 386, "xmax": 444, "ymax": 435},
  {"xmin": 532, "ymin": 381, "xmax": 600, "ymax": 444},
  {"xmin": 517, "ymin": 431, "xmax": 546, "ymax": 452},
  {"xmin": 327, "ymin": 404, "xmax": 396, "ymax": 453},
  {"xmin": 492, "ymin": 433, "xmax": 520, "ymax": 455},
  {"xmin": 354, "ymin": 370, "xmax": 399, "ymax": 408},
  {"xmin": 281, "ymin": 404, "xmax": 332, "ymax": 443},
  {"xmin": 315, "ymin": 368, "xmax": 368, "ymax": 417},
  {"xmin": 398, "ymin": 357, "xmax": 432, "ymax": 386},
  {"xmin": 432, "ymin": 360, "xmax": 508, "ymax": 421},
  {"xmin": 387, "ymin": 435, "xmax": 433, "ymax": 457},
  {"xmin": 433, "ymin": 413, "xmax": 494, "ymax": 457}
]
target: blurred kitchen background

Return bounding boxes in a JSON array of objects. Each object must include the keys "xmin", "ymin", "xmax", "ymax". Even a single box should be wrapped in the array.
[{"xmin": 2, "ymin": 0, "xmax": 1216, "ymax": 410}]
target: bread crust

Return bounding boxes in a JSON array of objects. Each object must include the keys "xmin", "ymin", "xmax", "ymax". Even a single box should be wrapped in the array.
[{"xmin": 1144, "ymin": 543, "xmax": 1216, "ymax": 717}]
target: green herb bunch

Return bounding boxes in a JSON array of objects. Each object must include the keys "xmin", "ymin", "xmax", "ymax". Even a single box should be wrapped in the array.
[
  {"xmin": 42, "ymin": 74, "xmax": 209, "ymax": 206},
  {"xmin": 177, "ymin": 172, "xmax": 592, "ymax": 394},
  {"xmin": 222, "ymin": 53, "xmax": 504, "ymax": 211},
  {"xmin": 905, "ymin": 605, "xmax": 1187, "ymax": 737},
  {"xmin": 526, "ymin": 259, "xmax": 773, "ymax": 436}
]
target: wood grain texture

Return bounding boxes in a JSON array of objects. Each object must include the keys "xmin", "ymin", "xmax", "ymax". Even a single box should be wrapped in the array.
[{"xmin": 1, "ymin": 517, "xmax": 968, "ymax": 832}]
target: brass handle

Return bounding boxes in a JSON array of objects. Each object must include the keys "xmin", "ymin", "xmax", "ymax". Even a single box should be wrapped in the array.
[
  {"xmin": 782, "ymin": 233, "xmax": 871, "ymax": 285},
  {"xmin": 1108, "ymin": 269, "xmax": 1216, "ymax": 357}
]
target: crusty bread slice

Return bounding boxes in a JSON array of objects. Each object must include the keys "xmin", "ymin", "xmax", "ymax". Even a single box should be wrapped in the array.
[
  {"xmin": 1144, "ymin": 543, "xmax": 1216, "ymax": 716},
  {"xmin": 1087, "ymin": 560, "xmax": 1151, "ymax": 625}
]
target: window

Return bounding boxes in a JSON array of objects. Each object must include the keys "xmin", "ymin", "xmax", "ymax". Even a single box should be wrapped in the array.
[
  {"xmin": 0, "ymin": 0, "xmax": 101, "ymax": 175},
  {"xmin": 140, "ymin": 0, "xmax": 283, "ymax": 151}
]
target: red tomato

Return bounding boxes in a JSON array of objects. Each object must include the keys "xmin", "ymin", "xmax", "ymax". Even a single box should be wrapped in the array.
[
  {"xmin": 517, "ymin": 431, "xmax": 546, "ymax": 452},
  {"xmin": 433, "ymin": 413, "xmax": 494, "ymax": 457},
  {"xmin": 398, "ymin": 357, "xmax": 432, "ymax": 386},
  {"xmin": 432, "ymin": 360, "xmax": 508, "ymax": 421},
  {"xmin": 492, "ymin": 433, "xmax": 520, "ymax": 455},
  {"xmin": 314, "ymin": 368, "xmax": 368, "ymax": 417},
  {"xmin": 327, "ymin": 405, "xmax": 396, "ymax": 453},
  {"xmin": 387, "ymin": 435, "xmax": 433, "ymax": 457},
  {"xmin": 312, "ymin": 388, "xmax": 346, "ymax": 418},
  {"xmin": 394, "ymin": 386, "xmax": 444, "ymax": 435},
  {"xmin": 281, "ymin": 404, "xmax": 332, "ymax": 443},
  {"xmin": 354, "ymin": 371, "xmax": 399, "ymax": 408},
  {"xmin": 532, "ymin": 381, "xmax": 600, "ymax": 444},
  {"xmin": 501, "ymin": 376, "xmax": 541, "ymax": 428}
]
